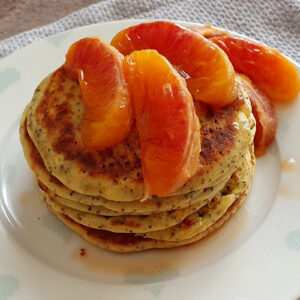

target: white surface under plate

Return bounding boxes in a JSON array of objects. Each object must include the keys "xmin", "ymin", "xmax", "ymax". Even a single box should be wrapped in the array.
[{"xmin": 0, "ymin": 19, "xmax": 299, "ymax": 300}]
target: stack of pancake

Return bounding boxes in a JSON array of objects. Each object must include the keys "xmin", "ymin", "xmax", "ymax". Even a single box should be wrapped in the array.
[{"xmin": 20, "ymin": 67, "xmax": 256, "ymax": 253}]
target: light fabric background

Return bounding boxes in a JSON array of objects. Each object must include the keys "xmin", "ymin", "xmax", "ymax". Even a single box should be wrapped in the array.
[{"xmin": 0, "ymin": 0, "xmax": 299, "ymax": 62}]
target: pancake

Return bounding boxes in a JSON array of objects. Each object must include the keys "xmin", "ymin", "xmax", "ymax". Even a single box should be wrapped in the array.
[
  {"xmin": 25, "ymin": 66, "xmax": 255, "ymax": 201},
  {"xmin": 41, "ymin": 184, "xmax": 211, "ymax": 217},
  {"xmin": 20, "ymin": 117, "xmax": 240, "ymax": 213},
  {"xmin": 43, "ymin": 190, "xmax": 211, "ymax": 233},
  {"xmin": 43, "ymin": 146, "xmax": 254, "ymax": 252},
  {"xmin": 139, "ymin": 150, "xmax": 253, "ymax": 240},
  {"xmin": 46, "ymin": 191, "xmax": 248, "ymax": 252},
  {"xmin": 20, "ymin": 57, "xmax": 257, "ymax": 253},
  {"xmin": 43, "ymin": 147, "xmax": 250, "ymax": 234}
]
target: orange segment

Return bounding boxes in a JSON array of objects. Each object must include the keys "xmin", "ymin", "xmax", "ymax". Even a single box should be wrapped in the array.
[
  {"xmin": 123, "ymin": 50, "xmax": 201, "ymax": 197},
  {"xmin": 237, "ymin": 74, "xmax": 278, "ymax": 156},
  {"xmin": 65, "ymin": 37, "xmax": 133, "ymax": 150},
  {"xmin": 112, "ymin": 21, "xmax": 236, "ymax": 107},
  {"xmin": 193, "ymin": 26, "xmax": 300, "ymax": 102}
]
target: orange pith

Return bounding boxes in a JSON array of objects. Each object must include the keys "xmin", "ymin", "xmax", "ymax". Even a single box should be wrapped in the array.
[
  {"xmin": 111, "ymin": 21, "xmax": 236, "ymax": 107},
  {"xmin": 65, "ymin": 37, "xmax": 133, "ymax": 150},
  {"xmin": 123, "ymin": 50, "xmax": 201, "ymax": 196}
]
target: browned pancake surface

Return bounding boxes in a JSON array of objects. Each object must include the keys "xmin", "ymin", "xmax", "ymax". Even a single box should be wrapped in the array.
[{"xmin": 25, "ymin": 67, "xmax": 254, "ymax": 199}]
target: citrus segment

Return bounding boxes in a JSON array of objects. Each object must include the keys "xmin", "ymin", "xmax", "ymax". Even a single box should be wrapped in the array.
[
  {"xmin": 193, "ymin": 26, "xmax": 300, "ymax": 102},
  {"xmin": 65, "ymin": 37, "xmax": 133, "ymax": 150},
  {"xmin": 123, "ymin": 50, "xmax": 201, "ymax": 197},
  {"xmin": 237, "ymin": 74, "xmax": 278, "ymax": 156},
  {"xmin": 112, "ymin": 21, "xmax": 236, "ymax": 107}
]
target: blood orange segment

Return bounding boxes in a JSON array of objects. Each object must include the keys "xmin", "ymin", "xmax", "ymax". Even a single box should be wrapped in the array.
[
  {"xmin": 237, "ymin": 74, "xmax": 278, "ymax": 156},
  {"xmin": 65, "ymin": 37, "xmax": 133, "ymax": 150},
  {"xmin": 193, "ymin": 26, "xmax": 300, "ymax": 103},
  {"xmin": 123, "ymin": 50, "xmax": 201, "ymax": 197},
  {"xmin": 112, "ymin": 21, "xmax": 236, "ymax": 107}
]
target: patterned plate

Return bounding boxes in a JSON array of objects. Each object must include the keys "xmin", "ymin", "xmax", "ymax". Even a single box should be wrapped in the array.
[{"xmin": 0, "ymin": 20, "xmax": 299, "ymax": 300}]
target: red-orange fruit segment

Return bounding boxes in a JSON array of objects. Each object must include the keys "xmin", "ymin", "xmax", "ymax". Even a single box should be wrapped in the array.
[
  {"xmin": 112, "ymin": 21, "xmax": 236, "ymax": 107},
  {"xmin": 65, "ymin": 37, "xmax": 133, "ymax": 150},
  {"xmin": 123, "ymin": 50, "xmax": 201, "ymax": 197},
  {"xmin": 194, "ymin": 26, "xmax": 300, "ymax": 103},
  {"xmin": 237, "ymin": 74, "xmax": 278, "ymax": 156}
]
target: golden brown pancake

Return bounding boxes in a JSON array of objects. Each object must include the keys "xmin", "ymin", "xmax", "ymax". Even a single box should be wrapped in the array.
[
  {"xmin": 43, "ymin": 145, "xmax": 254, "ymax": 253},
  {"xmin": 44, "ymin": 191, "xmax": 210, "ymax": 233},
  {"xmin": 41, "ymin": 145, "xmax": 253, "ymax": 237},
  {"xmin": 139, "ymin": 151, "xmax": 253, "ymax": 240},
  {"xmin": 20, "ymin": 116, "xmax": 236, "ymax": 213},
  {"xmin": 25, "ymin": 67, "xmax": 255, "ymax": 201},
  {"xmin": 47, "ymin": 191, "xmax": 247, "ymax": 253},
  {"xmin": 20, "ymin": 62, "xmax": 256, "ymax": 253}
]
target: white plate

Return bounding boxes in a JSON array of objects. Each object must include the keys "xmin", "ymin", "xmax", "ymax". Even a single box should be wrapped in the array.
[{"xmin": 0, "ymin": 19, "xmax": 299, "ymax": 300}]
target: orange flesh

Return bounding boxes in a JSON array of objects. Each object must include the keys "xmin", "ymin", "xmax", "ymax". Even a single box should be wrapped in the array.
[
  {"xmin": 200, "ymin": 30, "xmax": 300, "ymax": 103},
  {"xmin": 123, "ymin": 50, "xmax": 201, "ymax": 197},
  {"xmin": 111, "ymin": 21, "xmax": 236, "ymax": 107},
  {"xmin": 65, "ymin": 37, "xmax": 133, "ymax": 150}
]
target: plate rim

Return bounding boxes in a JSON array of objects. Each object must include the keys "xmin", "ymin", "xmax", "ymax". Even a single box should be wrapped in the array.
[{"xmin": 0, "ymin": 18, "xmax": 299, "ymax": 300}]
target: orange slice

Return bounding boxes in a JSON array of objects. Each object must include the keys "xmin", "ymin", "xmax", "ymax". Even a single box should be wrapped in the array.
[
  {"xmin": 112, "ymin": 21, "xmax": 236, "ymax": 107},
  {"xmin": 237, "ymin": 74, "xmax": 278, "ymax": 156},
  {"xmin": 193, "ymin": 26, "xmax": 300, "ymax": 102},
  {"xmin": 65, "ymin": 37, "xmax": 133, "ymax": 150},
  {"xmin": 123, "ymin": 50, "xmax": 201, "ymax": 197}
]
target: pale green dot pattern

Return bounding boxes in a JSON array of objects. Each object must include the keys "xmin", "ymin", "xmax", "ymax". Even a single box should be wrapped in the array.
[
  {"xmin": 286, "ymin": 230, "xmax": 300, "ymax": 251},
  {"xmin": 47, "ymin": 32, "xmax": 70, "ymax": 47},
  {"xmin": 42, "ymin": 212, "xmax": 73, "ymax": 242},
  {"xmin": 124, "ymin": 265, "xmax": 180, "ymax": 285},
  {"xmin": 0, "ymin": 276, "xmax": 19, "ymax": 300},
  {"xmin": 0, "ymin": 68, "xmax": 21, "ymax": 94}
]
